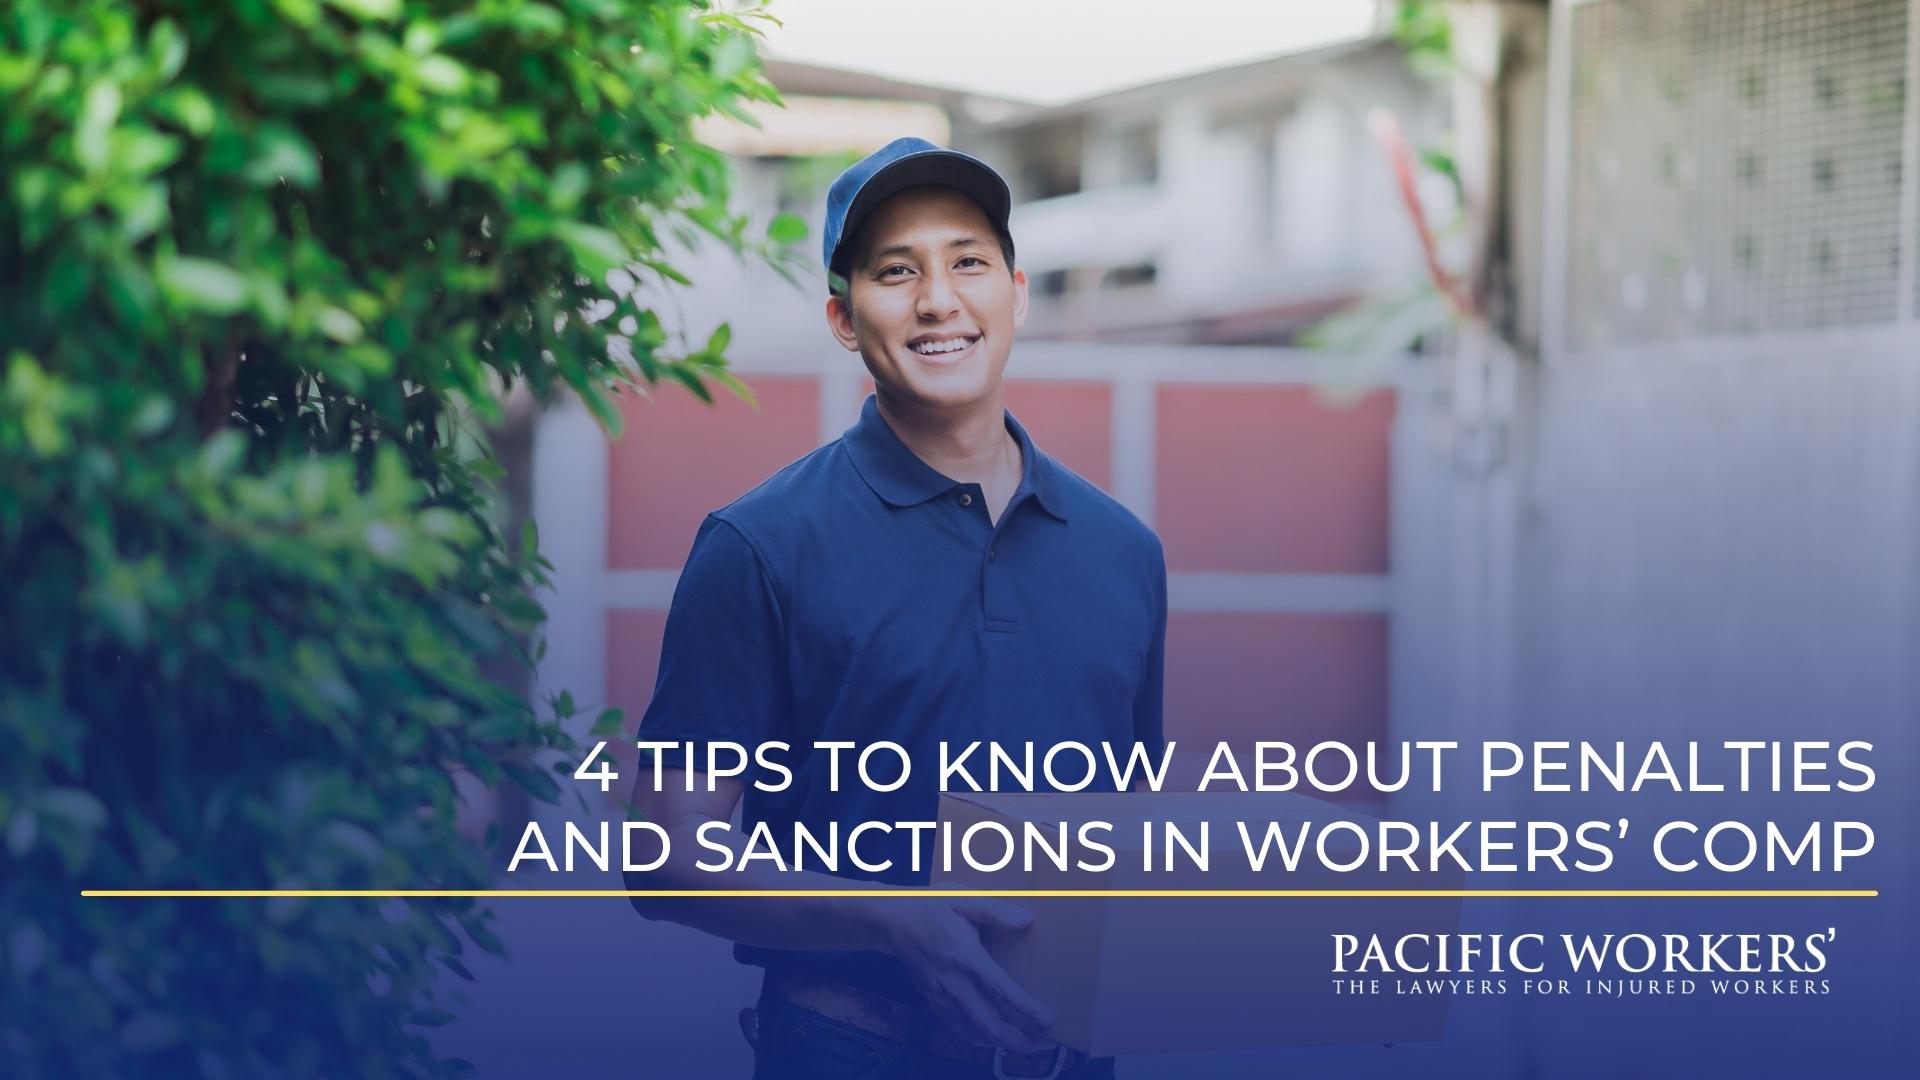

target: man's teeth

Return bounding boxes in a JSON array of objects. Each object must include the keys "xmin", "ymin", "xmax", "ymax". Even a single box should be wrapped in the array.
[{"xmin": 910, "ymin": 337, "xmax": 975, "ymax": 355}]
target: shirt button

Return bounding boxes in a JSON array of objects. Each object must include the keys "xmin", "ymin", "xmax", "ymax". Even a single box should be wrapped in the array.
[
  {"xmin": 988, "ymin": 547, "xmax": 997, "ymax": 560},
  {"xmin": 959, "ymin": 493, "xmax": 973, "ymax": 506}
]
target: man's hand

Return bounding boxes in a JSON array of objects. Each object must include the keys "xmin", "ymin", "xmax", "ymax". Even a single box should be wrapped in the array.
[
  {"xmin": 872, "ymin": 896, "xmax": 1054, "ymax": 1053},
  {"xmin": 628, "ymin": 773, "xmax": 1054, "ymax": 1052}
]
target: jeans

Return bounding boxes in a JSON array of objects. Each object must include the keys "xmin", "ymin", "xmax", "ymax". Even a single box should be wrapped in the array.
[{"xmin": 747, "ymin": 989, "xmax": 1117, "ymax": 1080}]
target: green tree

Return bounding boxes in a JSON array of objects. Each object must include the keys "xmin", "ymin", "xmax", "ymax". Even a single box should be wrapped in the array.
[{"xmin": 0, "ymin": 1, "xmax": 793, "ymax": 1074}]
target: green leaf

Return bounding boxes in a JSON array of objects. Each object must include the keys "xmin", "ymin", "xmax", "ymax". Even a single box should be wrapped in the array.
[
  {"xmin": 665, "ymin": 364, "xmax": 714, "ymax": 404},
  {"xmin": 155, "ymin": 257, "xmax": 250, "ymax": 314},
  {"xmin": 39, "ymin": 788, "xmax": 107, "ymax": 831},
  {"xmin": 508, "ymin": 4, "xmax": 565, "ymax": 36},
  {"xmin": 130, "ymin": 395, "xmax": 175, "ymax": 437},
  {"xmin": 5, "ymin": 811, "xmax": 36, "ymax": 856},
  {"xmin": 413, "ymin": 55, "xmax": 471, "ymax": 95},
  {"xmin": 464, "ymin": 915, "xmax": 507, "ymax": 957},
  {"xmin": 253, "ymin": 74, "xmax": 335, "ymax": 108},
  {"xmin": 553, "ymin": 222, "xmax": 631, "ymax": 279},
  {"xmin": 116, "ymin": 181, "xmax": 171, "ymax": 243},
  {"xmin": 469, "ymin": 713, "xmax": 526, "ymax": 743},
  {"xmin": 112, "ymin": 127, "xmax": 183, "ymax": 177},
  {"xmin": 153, "ymin": 85, "xmax": 217, "ymax": 136},
  {"xmin": 74, "ymin": 81, "xmax": 123, "ymax": 172},
  {"xmin": 711, "ymin": 33, "xmax": 755, "ymax": 82},
  {"xmin": 314, "ymin": 306, "xmax": 364, "ymax": 343},
  {"xmin": 322, "ymin": 0, "xmax": 401, "ymax": 20},
  {"xmin": 709, "ymin": 368, "xmax": 756, "ymax": 406},
  {"xmin": 548, "ymin": 162, "xmax": 590, "ymax": 213},
  {"xmin": 575, "ymin": 379, "xmax": 623, "ymax": 437},
  {"xmin": 503, "ymin": 761, "xmax": 560, "ymax": 803},
  {"xmin": 198, "ymin": 429, "xmax": 246, "ymax": 475},
  {"xmin": 633, "ymin": 308, "xmax": 667, "ymax": 348},
  {"xmin": 766, "ymin": 212, "xmax": 808, "ymax": 245},
  {"xmin": 645, "ymin": 259, "xmax": 693, "ymax": 286},
  {"xmin": 244, "ymin": 124, "xmax": 320, "ymax": 188},
  {"xmin": 149, "ymin": 19, "xmax": 189, "ymax": 82},
  {"xmin": 590, "ymin": 708, "xmax": 625, "ymax": 738}
]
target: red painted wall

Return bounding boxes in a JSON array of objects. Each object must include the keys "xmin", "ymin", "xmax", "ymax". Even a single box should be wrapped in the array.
[
  {"xmin": 602, "ymin": 379, "xmax": 1395, "ymax": 759},
  {"xmin": 607, "ymin": 376, "xmax": 821, "ymax": 569},
  {"xmin": 1164, "ymin": 613, "xmax": 1389, "ymax": 747},
  {"xmin": 1156, "ymin": 385, "xmax": 1394, "ymax": 574},
  {"xmin": 1003, "ymin": 380, "xmax": 1113, "ymax": 491}
]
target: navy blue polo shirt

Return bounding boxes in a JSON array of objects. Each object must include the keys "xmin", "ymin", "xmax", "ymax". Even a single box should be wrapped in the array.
[{"xmin": 636, "ymin": 393, "xmax": 1166, "ymax": 996}]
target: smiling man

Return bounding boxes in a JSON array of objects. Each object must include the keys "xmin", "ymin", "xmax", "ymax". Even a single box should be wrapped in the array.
[{"xmin": 628, "ymin": 138, "xmax": 1167, "ymax": 1080}]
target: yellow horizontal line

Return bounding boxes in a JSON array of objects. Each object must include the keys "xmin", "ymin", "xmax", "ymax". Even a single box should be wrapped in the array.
[{"xmin": 80, "ymin": 889, "xmax": 1880, "ymax": 899}]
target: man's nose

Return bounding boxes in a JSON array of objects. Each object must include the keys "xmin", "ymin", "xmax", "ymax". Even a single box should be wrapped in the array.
[{"xmin": 916, "ymin": 270, "xmax": 959, "ymax": 320}]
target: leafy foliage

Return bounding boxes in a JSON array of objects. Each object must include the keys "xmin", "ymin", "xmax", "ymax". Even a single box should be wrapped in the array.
[
  {"xmin": 0, "ymin": 0, "xmax": 789, "ymax": 1074},
  {"xmin": 1392, "ymin": 0, "xmax": 1456, "ymax": 80}
]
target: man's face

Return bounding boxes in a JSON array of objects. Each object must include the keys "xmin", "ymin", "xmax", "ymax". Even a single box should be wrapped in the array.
[{"xmin": 826, "ymin": 186, "xmax": 1028, "ymax": 413}]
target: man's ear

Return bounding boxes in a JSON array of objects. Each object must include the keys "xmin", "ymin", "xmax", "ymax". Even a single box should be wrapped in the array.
[
  {"xmin": 1011, "ymin": 266, "xmax": 1030, "ymax": 330},
  {"xmin": 824, "ymin": 294, "xmax": 861, "ymax": 352}
]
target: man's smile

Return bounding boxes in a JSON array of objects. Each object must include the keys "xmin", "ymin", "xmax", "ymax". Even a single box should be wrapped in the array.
[{"xmin": 907, "ymin": 332, "xmax": 981, "ymax": 362}]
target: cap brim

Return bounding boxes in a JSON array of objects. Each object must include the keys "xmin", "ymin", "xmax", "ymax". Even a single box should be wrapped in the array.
[{"xmin": 830, "ymin": 150, "xmax": 1013, "ymax": 278}]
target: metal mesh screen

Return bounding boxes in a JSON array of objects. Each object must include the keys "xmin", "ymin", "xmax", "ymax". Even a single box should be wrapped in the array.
[{"xmin": 1567, "ymin": 0, "xmax": 1911, "ymax": 347}]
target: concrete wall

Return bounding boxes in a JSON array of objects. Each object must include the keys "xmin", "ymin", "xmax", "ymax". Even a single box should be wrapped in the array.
[{"xmin": 1490, "ymin": 1, "xmax": 1920, "ymax": 1069}]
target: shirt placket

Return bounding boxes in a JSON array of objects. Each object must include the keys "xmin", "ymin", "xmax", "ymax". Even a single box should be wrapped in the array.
[{"xmin": 953, "ymin": 484, "xmax": 1025, "ymax": 634}]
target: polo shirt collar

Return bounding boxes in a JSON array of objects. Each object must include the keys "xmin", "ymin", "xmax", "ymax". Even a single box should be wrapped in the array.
[{"xmin": 843, "ymin": 394, "xmax": 1069, "ymax": 521}]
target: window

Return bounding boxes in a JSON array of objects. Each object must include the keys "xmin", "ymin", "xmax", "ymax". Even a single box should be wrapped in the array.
[
  {"xmin": 1031, "ymin": 269, "xmax": 1072, "ymax": 299},
  {"xmin": 1101, "ymin": 262, "xmax": 1158, "ymax": 290},
  {"xmin": 1114, "ymin": 122, "xmax": 1160, "ymax": 186},
  {"xmin": 1009, "ymin": 120, "xmax": 1085, "ymax": 201},
  {"xmin": 1565, "ymin": 0, "xmax": 1911, "ymax": 345}
]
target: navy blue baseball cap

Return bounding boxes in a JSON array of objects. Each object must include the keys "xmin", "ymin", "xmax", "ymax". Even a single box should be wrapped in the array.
[{"xmin": 821, "ymin": 137, "xmax": 1013, "ymax": 289}]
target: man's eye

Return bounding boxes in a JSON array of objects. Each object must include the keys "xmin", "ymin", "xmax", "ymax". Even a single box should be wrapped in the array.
[
  {"xmin": 955, "ymin": 256, "xmax": 984, "ymax": 268},
  {"xmin": 879, "ymin": 265, "xmax": 911, "ymax": 278}
]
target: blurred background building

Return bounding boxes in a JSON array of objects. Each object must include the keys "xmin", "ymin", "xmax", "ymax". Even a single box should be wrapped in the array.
[
  {"xmin": 456, "ymin": 2, "xmax": 1920, "ymax": 1075},
  {"xmin": 961, "ymin": 36, "xmax": 1442, "ymax": 345}
]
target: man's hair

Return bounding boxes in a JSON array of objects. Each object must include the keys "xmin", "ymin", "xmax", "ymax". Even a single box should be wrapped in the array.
[{"xmin": 832, "ymin": 219, "xmax": 1017, "ymax": 298}]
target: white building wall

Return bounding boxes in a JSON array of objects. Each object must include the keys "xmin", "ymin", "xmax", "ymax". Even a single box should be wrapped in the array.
[
  {"xmin": 1499, "ymin": 1, "xmax": 1920, "ymax": 1070},
  {"xmin": 968, "ymin": 43, "xmax": 1445, "ymax": 338}
]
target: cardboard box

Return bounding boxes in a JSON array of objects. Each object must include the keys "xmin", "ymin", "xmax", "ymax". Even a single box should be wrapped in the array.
[{"xmin": 935, "ymin": 790, "xmax": 1463, "ymax": 1056}]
